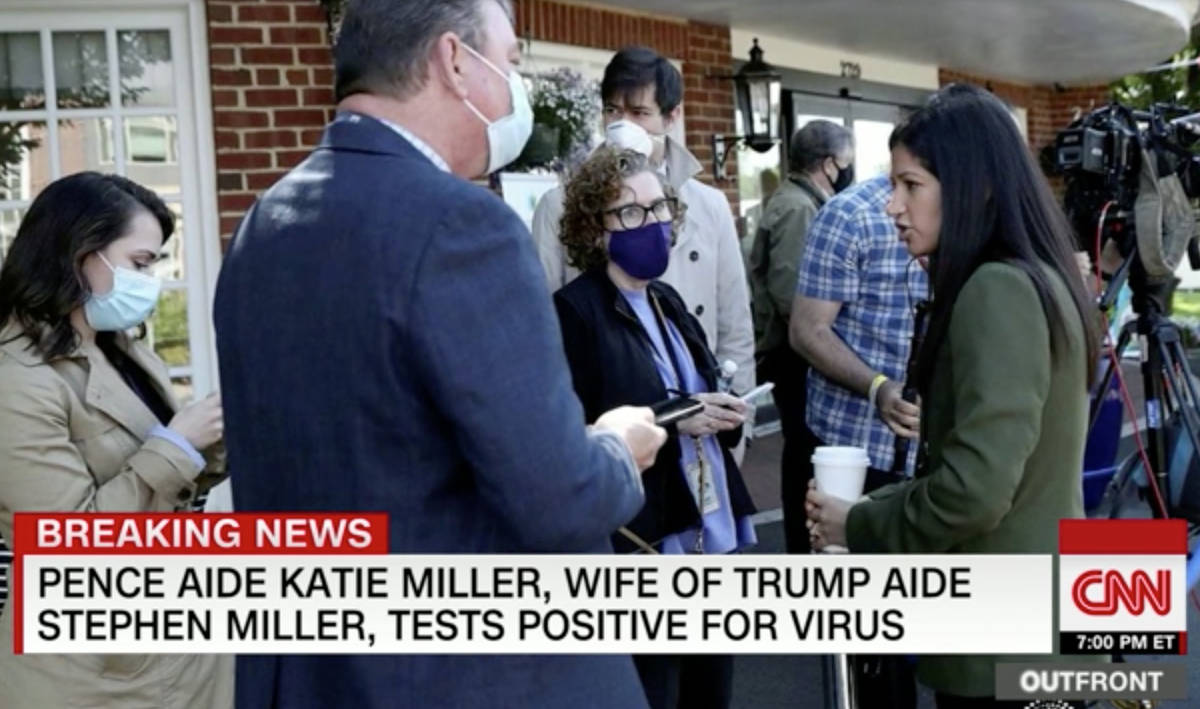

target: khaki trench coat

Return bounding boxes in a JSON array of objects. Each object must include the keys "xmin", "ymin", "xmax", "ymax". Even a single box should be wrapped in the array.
[{"xmin": 0, "ymin": 322, "xmax": 232, "ymax": 709}]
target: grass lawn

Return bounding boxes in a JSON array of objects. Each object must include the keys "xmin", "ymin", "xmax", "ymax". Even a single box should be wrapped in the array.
[{"xmin": 1177, "ymin": 290, "xmax": 1200, "ymax": 318}]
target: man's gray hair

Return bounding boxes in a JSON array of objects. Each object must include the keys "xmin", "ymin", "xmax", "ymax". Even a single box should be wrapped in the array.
[
  {"xmin": 334, "ymin": 0, "xmax": 513, "ymax": 102},
  {"xmin": 788, "ymin": 120, "xmax": 853, "ymax": 174}
]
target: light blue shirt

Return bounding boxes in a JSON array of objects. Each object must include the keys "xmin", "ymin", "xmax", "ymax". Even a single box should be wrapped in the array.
[
  {"xmin": 798, "ymin": 175, "xmax": 929, "ymax": 472},
  {"xmin": 620, "ymin": 288, "xmax": 755, "ymax": 554},
  {"xmin": 148, "ymin": 424, "xmax": 206, "ymax": 470}
]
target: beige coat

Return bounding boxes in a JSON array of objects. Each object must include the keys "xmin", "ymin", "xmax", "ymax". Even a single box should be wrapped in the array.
[{"xmin": 0, "ymin": 322, "xmax": 232, "ymax": 709}]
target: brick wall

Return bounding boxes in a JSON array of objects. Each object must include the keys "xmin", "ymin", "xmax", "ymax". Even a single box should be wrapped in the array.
[
  {"xmin": 683, "ymin": 21, "xmax": 738, "ymax": 210},
  {"xmin": 206, "ymin": 0, "xmax": 335, "ymax": 244},
  {"xmin": 937, "ymin": 68, "xmax": 1111, "ymax": 153},
  {"xmin": 1028, "ymin": 84, "xmax": 1112, "ymax": 152},
  {"xmin": 204, "ymin": 0, "xmax": 744, "ymax": 239},
  {"xmin": 938, "ymin": 68, "xmax": 1113, "ymax": 198},
  {"xmin": 513, "ymin": 0, "xmax": 687, "ymax": 57},
  {"xmin": 938, "ymin": 68, "xmax": 1034, "ymax": 113},
  {"xmin": 512, "ymin": 1, "xmax": 739, "ymax": 211}
]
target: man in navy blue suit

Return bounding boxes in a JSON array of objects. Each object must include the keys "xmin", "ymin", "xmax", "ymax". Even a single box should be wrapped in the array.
[{"xmin": 214, "ymin": 1, "xmax": 666, "ymax": 706}]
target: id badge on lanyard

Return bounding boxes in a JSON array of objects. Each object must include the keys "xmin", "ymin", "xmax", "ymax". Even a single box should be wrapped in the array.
[
  {"xmin": 685, "ymin": 439, "xmax": 720, "ymax": 516},
  {"xmin": 650, "ymin": 296, "xmax": 720, "ymax": 551}
]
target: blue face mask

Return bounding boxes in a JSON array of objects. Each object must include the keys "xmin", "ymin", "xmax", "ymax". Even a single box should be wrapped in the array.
[
  {"xmin": 84, "ymin": 252, "xmax": 163, "ymax": 331},
  {"xmin": 608, "ymin": 221, "xmax": 672, "ymax": 280}
]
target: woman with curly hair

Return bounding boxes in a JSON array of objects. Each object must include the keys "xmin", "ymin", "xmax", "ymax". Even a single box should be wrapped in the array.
[{"xmin": 553, "ymin": 146, "xmax": 756, "ymax": 709}]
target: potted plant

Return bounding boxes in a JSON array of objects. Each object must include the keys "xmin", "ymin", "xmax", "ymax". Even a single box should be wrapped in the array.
[{"xmin": 509, "ymin": 68, "xmax": 600, "ymax": 172}]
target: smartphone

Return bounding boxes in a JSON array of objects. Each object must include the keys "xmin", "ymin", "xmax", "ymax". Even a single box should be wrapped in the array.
[
  {"xmin": 651, "ymin": 396, "xmax": 705, "ymax": 426},
  {"xmin": 739, "ymin": 382, "xmax": 775, "ymax": 404}
]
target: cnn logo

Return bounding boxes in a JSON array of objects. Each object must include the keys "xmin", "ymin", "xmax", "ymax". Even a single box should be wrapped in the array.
[{"xmin": 1071, "ymin": 569, "xmax": 1171, "ymax": 616}]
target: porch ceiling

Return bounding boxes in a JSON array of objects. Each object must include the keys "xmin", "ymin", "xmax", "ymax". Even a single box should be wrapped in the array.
[{"xmin": 598, "ymin": 0, "xmax": 1198, "ymax": 84}]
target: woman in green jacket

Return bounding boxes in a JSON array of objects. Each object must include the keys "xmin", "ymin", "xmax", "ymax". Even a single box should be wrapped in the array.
[{"xmin": 805, "ymin": 84, "xmax": 1100, "ymax": 707}]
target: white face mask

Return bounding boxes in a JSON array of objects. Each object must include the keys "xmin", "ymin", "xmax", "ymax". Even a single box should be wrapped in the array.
[
  {"xmin": 605, "ymin": 120, "xmax": 653, "ymax": 157},
  {"xmin": 461, "ymin": 43, "xmax": 533, "ymax": 175},
  {"xmin": 84, "ymin": 252, "xmax": 163, "ymax": 331}
]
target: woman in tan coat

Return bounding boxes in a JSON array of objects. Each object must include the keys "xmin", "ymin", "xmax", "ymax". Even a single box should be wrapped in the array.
[{"xmin": 0, "ymin": 172, "xmax": 232, "ymax": 708}]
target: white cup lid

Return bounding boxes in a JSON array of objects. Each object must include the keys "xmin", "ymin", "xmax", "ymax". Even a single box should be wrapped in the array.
[{"xmin": 811, "ymin": 446, "xmax": 870, "ymax": 466}]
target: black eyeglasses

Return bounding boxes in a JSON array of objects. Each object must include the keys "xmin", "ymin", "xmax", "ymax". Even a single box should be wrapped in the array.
[{"xmin": 602, "ymin": 197, "xmax": 678, "ymax": 230}]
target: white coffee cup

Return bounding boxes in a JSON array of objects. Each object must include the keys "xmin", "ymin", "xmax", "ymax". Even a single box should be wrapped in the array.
[{"xmin": 811, "ymin": 446, "xmax": 869, "ymax": 553}]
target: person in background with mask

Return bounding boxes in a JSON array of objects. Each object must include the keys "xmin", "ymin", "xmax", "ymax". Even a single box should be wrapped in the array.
[
  {"xmin": 747, "ymin": 119, "xmax": 853, "ymax": 554},
  {"xmin": 554, "ymin": 147, "xmax": 756, "ymax": 709},
  {"xmin": 214, "ymin": 1, "xmax": 666, "ymax": 707},
  {"xmin": 0, "ymin": 172, "xmax": 230, "ymax": 709},
  {"xmin": 532, "ymin": 47, "xmax": 756, "ymax": 430}
]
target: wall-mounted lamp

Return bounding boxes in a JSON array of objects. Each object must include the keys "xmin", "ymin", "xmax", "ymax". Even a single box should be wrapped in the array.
[{"xmin": 710, "ymin": 38, "xmax": 782, "ymax": 182}]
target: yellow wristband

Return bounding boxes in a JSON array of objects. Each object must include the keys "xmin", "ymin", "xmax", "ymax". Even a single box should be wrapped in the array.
[{"xmin": 868, "ymin": 374, "xmax": 889, "ymax": 407}]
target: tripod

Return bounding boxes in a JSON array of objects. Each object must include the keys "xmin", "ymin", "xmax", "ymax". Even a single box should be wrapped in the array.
[{"xmin": 1089, "ymin": 254, "xmax": 1200, "ymax": 522}]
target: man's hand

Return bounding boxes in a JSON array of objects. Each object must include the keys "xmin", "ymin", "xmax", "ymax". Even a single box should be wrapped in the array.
[
  {"xmin": 875, "ymin": 380, "xmax": 920, "ymax": 439},
  {"xmin": 594, "ymin": 406, "xmax": 667, "ymax": 471}
]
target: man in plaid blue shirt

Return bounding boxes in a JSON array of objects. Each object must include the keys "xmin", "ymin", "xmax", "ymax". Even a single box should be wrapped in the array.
[{"xmin": 789, "ymin": 174, "xmax": 929, "ymax": 550}]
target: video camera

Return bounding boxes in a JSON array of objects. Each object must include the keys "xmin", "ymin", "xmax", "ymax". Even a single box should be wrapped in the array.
[
  {"xmin": 1057, "ymin": 103, "xmax": 1200, "ymax": 527},
  {"xmin": 1053, "ymin": 102, "xmax": 1200, "ymax": 303}
]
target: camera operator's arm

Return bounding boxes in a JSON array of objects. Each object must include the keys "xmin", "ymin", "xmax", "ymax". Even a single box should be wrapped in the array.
[
  {"xmin": 790, "ymin": 296, "xmax": 919, "ymax": 438},
  {"xmin": 1075, "ymin": 242, "xmax": 1124, "ymax": 295}
]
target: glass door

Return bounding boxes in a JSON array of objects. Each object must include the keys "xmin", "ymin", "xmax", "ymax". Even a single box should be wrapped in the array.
[
  {"xmin": 789, "ymin": 93, "xmax": 906, "ymax": 183},
  {"xmin": 736, "ymin": 92, "xmax": 908, "ymax": 254}
]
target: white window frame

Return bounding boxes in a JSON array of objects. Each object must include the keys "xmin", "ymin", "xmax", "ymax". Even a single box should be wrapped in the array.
[{"xmin": 0, "ymin": 0, "xmax": 222, "ymax": 398}]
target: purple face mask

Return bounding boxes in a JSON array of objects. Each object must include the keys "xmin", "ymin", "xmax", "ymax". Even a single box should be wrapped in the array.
[{"xmin": 608, "ymin": 221, "xmax": 672, "ymax": 279}]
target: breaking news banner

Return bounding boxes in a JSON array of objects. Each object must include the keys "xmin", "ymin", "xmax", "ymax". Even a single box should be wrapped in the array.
[
  {"xmin": 1057, "ymin": 518, "xmax": 1188, "ymax": 657},
  {"xmin": 9, "ymin": 512, "xmax": 1055, "ymax": 656}
]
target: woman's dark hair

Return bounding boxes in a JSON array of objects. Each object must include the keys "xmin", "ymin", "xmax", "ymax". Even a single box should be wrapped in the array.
[
  {"xmin": 560, "ymin": 147, "xmax": 686, "ymax": 272},
  {"xmin": 0, "ymin": 171, "xmax": 174, "ymax": 360},
  {"xmin": 890, "ymin": 84, "xmax": 1099, "ymax": 392}
]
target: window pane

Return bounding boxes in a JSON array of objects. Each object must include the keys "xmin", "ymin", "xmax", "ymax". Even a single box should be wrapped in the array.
[
  {"xmin": 0, "ymin": 33, "xmax": 45, "ymax": 110},
  {"xmin": 0, "ymin": 207, "xmax": 24, "ymax": 266},
  {"xmin": 734, "ymin": 141, "xmax": 780, "ymax": 261},
  {"xmin": 119, "ymin": 30, "xmax": 173, "ymax": 108},
  {"xmin": 748, "ymin": 82, "xmax": 770, "ymax": 137},
  {"xmin": 53, "ymin": 31, "xmax": 109, "ymax": 109},
  {"xmin": 124, "ymin": 116, "xmax": 180, "ymax": 195},
  {"xmin": 853, "ymin": 119, "xmax": 895, "ymax": 183},
  {"xmin": 795, "ymin": 113, "xmax": 845, "ymax": 128},
  {"xmin": 0, "ymin": 121, "xmax": 49, "ymax": 201},
  {"xmin": 154, "ymin": 202, "xmax": 185, "ymax": 281},
  {"xmin": 147, "ymin": 288, "xmax": 189, "ymax": 368},
  {"xmin": 58, "ymin": 117, "xmax": 114, "ymax": 176}
]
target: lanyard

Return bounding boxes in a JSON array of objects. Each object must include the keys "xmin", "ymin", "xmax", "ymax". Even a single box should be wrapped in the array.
[
  {"xmin": 646, "ymin": 295, "xmax": 709, "ymax": 554},
  {"xmin": 647, "ymin": 294, "xmax": 689, "ymax": 394}
]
